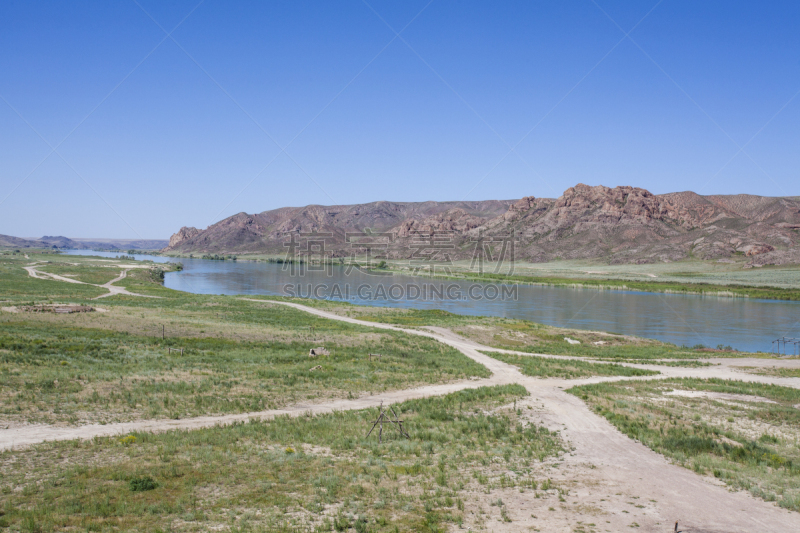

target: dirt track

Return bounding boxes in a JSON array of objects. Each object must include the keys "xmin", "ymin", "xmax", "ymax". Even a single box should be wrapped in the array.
[
  {"xmin": 22, "ymin": 263, "xmax": 159, "ymax": 299},
  {"xmin": 2, "ymin": 298, "xmax": 799, "ymax": 531}
]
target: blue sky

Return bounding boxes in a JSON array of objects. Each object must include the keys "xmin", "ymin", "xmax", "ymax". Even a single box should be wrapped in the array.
[{"xmin": 1, "ymin": 1, "xmax": 799, "ymax": 239}]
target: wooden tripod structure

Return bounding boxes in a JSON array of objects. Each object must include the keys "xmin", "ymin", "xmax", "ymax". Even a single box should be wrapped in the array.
[{"xmin": 367, "ymin": 402, "xmax": 410, "ymax": 443}]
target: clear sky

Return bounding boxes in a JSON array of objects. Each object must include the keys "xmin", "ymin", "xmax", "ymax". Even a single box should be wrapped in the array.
[{"xmin": 1, "ymin": 1, "xmax": 799, "ymax": 239}]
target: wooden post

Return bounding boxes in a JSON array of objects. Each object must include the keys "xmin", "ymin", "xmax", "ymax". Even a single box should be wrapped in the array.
[
  {"xmin": 162, "ymin": 325, "xmax": 165, "ymax": 340},
  {"xmin": 367, "ymin": 404, "xmax": 384, "ymax": 439},
  {"xmin": 389, "ymin": 405, "xmax": 410, "ymax": 439},
  {"xmin": 367, "ymin": 402, "xmax": 409, "ymax": 443}
]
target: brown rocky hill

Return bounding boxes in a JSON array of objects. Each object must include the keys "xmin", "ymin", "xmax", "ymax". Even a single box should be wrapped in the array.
[
  {"xmin": 164, "ymin": 184, "xmax": 800, "ymax": 266},
  {"xmin": 165, "ymin": 200, "xmax": 512, "ymax": 253}
]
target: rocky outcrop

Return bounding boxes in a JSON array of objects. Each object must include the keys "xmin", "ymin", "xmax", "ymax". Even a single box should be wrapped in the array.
[
  {"xmin": 393, "ymin": 208, "xmax": 488, "ymax": 237},
  {"xmin": 740, "ymin": 243, "xmax": 775, "ymax": 256},
  {"xmin": 474, "ymin": 184, "xmax": 799, "ymax": 263},
  {"xmin": 162, "ymin": 184, "xmax": 800, "ymax": 265},
  {"xmin": 167, "ymin": 227, "xmax": 201, "ymax": 249}
]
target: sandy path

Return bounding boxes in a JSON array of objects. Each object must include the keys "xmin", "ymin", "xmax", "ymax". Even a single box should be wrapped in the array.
[
  {"xmin": 0, "ymin": 376, "xmax": 509, "ymax": 450},
  {"xmin": 444, "ymin": 328, "xmax": 800, "ymax": 386},
  {"xmin": 0, "ymin": 299, "xmax": 522, "ymax": 450},
  {"xmin": 522, "ymin": 383, "xmax": 799, "ymax": 532},
  {"xmin": 2, "ymin": 298, "xmax": 799, "ymax": 530},
  {"xmin": 92, "ymin": 269, "xmax": 159, "ymax": 299},
  {"xmin": 23, "ymin": 265, "xmax": 85, "ymax": 284},
  {"xmin": 22, "ymin": 264, "xmax": 159, "ymax": 299},
  {"xmin": 241, "ymin": 301, "xmax": 800, "ymax": 532}
]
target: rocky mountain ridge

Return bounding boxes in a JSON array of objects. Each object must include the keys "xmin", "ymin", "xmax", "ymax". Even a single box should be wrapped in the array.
[{"xmin": 164, "ymin": 184, "xmax": 800, "ymax": 266}]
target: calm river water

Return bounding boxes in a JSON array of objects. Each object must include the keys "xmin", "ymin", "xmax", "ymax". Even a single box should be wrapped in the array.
[{"xmin": 64, "ymin": 250, "xmax": 799, "ymax": 353}]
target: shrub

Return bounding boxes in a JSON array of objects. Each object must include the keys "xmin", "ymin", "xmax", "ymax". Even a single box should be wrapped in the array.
[{"xmin": 129, "ymin": 476, "xmax": 158, "ymax": 492}]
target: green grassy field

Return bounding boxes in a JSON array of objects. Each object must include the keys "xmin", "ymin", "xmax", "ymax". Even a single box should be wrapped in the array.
[
  {"xmin": 0, "ymin": 385, "xmax": 563, "ymax": 532},
  {"xmin": 379, "ymin": 257, "xmax": 800, "ymax": 295},
  {"xmin": 568, "ymin": 378, "xmax": 800, "ymax": 511},
  {"xmin": 0, "ymin": 255, "xmax": 109, "ymax": 300},
  {"xmin": 34, "ymin": 263, "xmax": 127, "ymax": 285},
  {"xmin": 408, "ymin": 271, "xmax": 800, "ymax": 301},
  {"xmin": 481, "ymin": 352, "xmax": 660, "ymax": 379},
  {"xmin": 2, "ymin": 250, "xmax": 798, "ymax": 527},
  {"xmin": 277, "ymin": 300, "xmax": 751, "ymax": 361},
  {"xmin": 0, "ymin": 256, "xmax": 488, "ymax": 426}
]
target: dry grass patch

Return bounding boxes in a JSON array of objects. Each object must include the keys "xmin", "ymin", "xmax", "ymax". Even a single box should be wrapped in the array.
[
  {"xmin": 569, "ymin": 378, "xmax": 800, "ymax": 511},
  {"xmin": 0, "ymin": 385, "xmax": 563, "ymax": 532},
  {"xmin": 274, "ymin": 299, "xmax": 744, "ymax": 361},
  {"xmin": 734, "ymin": 366, "xmax": 800, "ymax": 379},
  {"xmin": 481, "ymin": 352, "xmax": 660, "ymax": 379}
]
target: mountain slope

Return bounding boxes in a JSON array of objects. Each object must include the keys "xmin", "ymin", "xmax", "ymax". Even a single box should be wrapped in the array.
[
  {"xmin": 164, "ymin": 184, "xmax": 800, "ymax": 266},
  {"xmin": 166, "ymin": 200, "xmax": 513, "ymax": 252}
]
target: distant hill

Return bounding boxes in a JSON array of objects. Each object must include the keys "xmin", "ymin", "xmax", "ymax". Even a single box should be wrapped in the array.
[
  {"xmin": 0, "ymin": 235, "xmax": 168, "ymax": 250},
  {"xmin": 164, "ymin": 184, "xmax": 800, "ymax": 266},
  {"xmin": 0, "ymin": 234, "xmax": 42, "ymax": 249},
  {"xmin": 68, "ymin": 238, "xmax": 169, "ymax": 250}
]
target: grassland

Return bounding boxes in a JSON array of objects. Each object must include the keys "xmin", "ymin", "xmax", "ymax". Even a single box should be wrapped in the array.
[
  {"xmin": 412, "ymin": 270, "xmax": 800, "ymax": 300},
  {"xmin": 480, "ymin": 352, "xmax": 660, "ymax": 379},
  {"xmin": 0, "ymin": 385, "xmax": 564, "ymax": 532},
  {"xmin": 567, "ymin": 378, "xmax": 800, "ymax": 511},
  {"xmin": 734, "ymin": 366, "xmax": 800, "ymax": 379},
  {"xmin": 0, "ymin": 255, "xmax": 488, "ymax": 426},
  {"xmin": 382, "ymin": 258, "xmax": 800, "ymax": 295},
  {"xmin": 34, "ymin": 263, "xmax": 127, "ymax": 285},
  {"xmin": 3, "ymin": 250, "xmax": 797, "ymax": 527},
  {"xmin": 275, "ymin": 300, "xmax": 749, "ymax": 361},
  {"xmin": 0, "ymin": 254, "xmax": 109, "ymax": 300}
]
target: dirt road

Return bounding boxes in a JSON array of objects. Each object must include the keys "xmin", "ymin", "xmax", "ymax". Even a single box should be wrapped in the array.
[
  {"xmin": 2, "ymin": 298, "xmax": 799, "ymax": 531},
  {"xmin": 247, "ymin": 301, "xmax": 800, "ymax": 532},
  {"xmin": 92, "ymin": 269, "xmax": 158, "ymax": 299},
  {"xmin": 22, "ymin": 264, "xmax": 159, "ymax": 299},
  {"xmin": 23, "ymin": 264, "xmax": 84, "ymax": 284}
]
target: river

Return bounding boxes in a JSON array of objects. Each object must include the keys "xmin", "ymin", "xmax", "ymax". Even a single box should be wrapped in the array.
[{"xmin": 63, "ymin": 250, "xmax": 799, "ymax": 353}]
